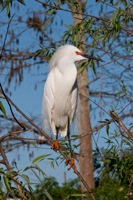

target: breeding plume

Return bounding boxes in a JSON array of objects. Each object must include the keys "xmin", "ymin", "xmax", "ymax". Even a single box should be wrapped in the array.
[{"xmin": 42, "ymin": 44, "xmax": 101, "ymax": 169}]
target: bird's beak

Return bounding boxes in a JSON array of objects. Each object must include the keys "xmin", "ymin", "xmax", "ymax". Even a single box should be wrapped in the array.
[{"xmin": 83, "ymin": 54, "xmax": 104, "ymax": 62}]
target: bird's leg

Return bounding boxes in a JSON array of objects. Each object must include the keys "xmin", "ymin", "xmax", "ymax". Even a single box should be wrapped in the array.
[
  {"xmin": 65, "ymin": 119, "xmax": 77, "ymax": 172},
  {"xmin": 51, "ymin": 129, "xmax": 59, "ymax": 152},
  {"xmin": 67, "ymin": 121, "xmax": 73, "ymax": 158}
]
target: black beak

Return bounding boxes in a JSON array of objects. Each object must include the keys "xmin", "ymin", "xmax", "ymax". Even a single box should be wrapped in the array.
[{"xmin": 83, "ymin": 54, "xmax": 104, "ymax": 62}]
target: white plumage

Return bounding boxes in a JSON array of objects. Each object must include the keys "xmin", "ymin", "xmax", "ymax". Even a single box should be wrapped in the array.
[{"xmin": 43, "ymin": 45, "xmax": 87, "ymax": 137}]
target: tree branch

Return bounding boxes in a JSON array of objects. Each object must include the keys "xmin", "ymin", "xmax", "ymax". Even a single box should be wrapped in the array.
[
  {"xmin": 0, "ymin": 14, "xmax": 15, "ymax": 60},
  {"xmin": 110, "ymin": 111, "xmax": 133, "ymax": 141},
  {"xmin": 0, "ymin": 142, "xmax": 27, "ymax": 199},
  {"xmin": 0, "ymin": 84, "xmax": 26, "ymax": 130}
]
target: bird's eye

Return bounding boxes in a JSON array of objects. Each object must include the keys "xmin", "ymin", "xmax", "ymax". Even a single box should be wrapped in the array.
[{"xmin": 76, "ymin": 51, "xmax": 82, "ymax": 55}]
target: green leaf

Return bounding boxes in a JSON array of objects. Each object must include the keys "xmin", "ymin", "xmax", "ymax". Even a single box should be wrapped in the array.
[
  {"xmin": 1, "ymin": 0, "xmax": 12, "ymax": 12},
  {"xmin": 3, "ymin": 175, "xmax": 11, "ymax": 191},
  {"xmin": 17, "ymin": 0, "xmax": 26, "ymax": 5},
  {"xmin": 98, "ymin": 35, "xmax": 105, "ymax": 42},
  {"xmin": 0, "ymin": 101, "xmax": 6, "ymax": 115},
  {"xmin": 1, "ymin": 0, "xmax": 12, "ymax": 18},
  {"xmin": 32, "ymin": 154, "xmax": 51, "ymax": 164},
  {"xmin": 43, "ymin": 189, "xmax": 53, "ymax": 200},
  {"xmin": 34, "ymin": 164, "xmax": 46, "ymax": 176},
  {"xmin": 34, "ymin": 48, "xmax": 46, "ymax": 58},
  {"xmin": 65, "ymin": 193, "xmax": 88, "ymax": 200},
  {"xmin": 0, "ymin": 168, "xmax": 3, "ymax": 172},
  {"xmin": 44, "ymin": 17, "xmax": 52, "ymax": 30},
  {"xmin": 24, "ymin": 165, "xmax": 46, "ymax": 176},
  {"xmin": 106, "ymin": 124, "xmax": 110, "ymax": 135},
  {"xmin": 91, "ymin": 60, "xmax": 96, "ymax": 75},
  {"xmin": 31, "ymin": 168, "xmax": 42, "ymax": 182},
  {"xmin": 20, "ymin": 174, "xmax": 30, "ymax": 183}
]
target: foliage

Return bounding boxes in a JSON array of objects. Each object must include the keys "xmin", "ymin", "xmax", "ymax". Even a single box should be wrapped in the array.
[
  {"xmin": 0, "ymin": 146, "xmax": 132, "ymax": 199},
  {"xmin": 0, "ymin": 174, "xmax": 132, "ymax": 199},
  {"xmin": 0, "ymin": 0, "xmax": 26, "ymax": 18},
  {"xmin": 34, "ymin": 177, "xmax": 82, "ymax": 200},
  {"xmin": 94, "ymin": 179, "xmax": 130, "ymax": 200},
  {"xmin": 0, "ymin": 101, "xmax": 6, "ymax": 116},
  {"xmin": 102, "ymin": 149, "xmax": 133, "ymax": 185}
]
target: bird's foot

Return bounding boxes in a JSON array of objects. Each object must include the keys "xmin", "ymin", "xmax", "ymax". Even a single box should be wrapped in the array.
[
  {"xmin": 65, "ymin": 158, "xmax": 77, "ymax": 172},
  {"xmin": 51, "ymin": 140, "xmax": 59, "ymax": 152}
]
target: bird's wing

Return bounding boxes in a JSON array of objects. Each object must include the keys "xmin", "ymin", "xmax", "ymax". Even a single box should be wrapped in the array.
[
  {"xmin": 69, "ymin": 81, "xmax": 78, "ymax": 124},
  {"xmin": 59, "ymin": 84, "xmax": 78, "ymax": 137},
  {"xmin": 42, "ymin": 70, "xmax": 56, "ymax": 134}
]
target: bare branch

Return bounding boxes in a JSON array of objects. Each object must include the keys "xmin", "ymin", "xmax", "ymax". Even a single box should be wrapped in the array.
[
  {"xmin": 110, "ymin": 111, "xmax": 133, "ymax": 141},
  {"xmin": 0, "ymin": 84, "xmax": 26, "ymax": 130},
  {"xmin": 0, "ymin": 14, "xmax": 15, "ymax": 60}
]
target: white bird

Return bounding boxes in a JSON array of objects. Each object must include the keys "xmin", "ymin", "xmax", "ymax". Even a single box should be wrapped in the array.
[{"xmin": 42, "ymin": 44, "xmax": 100, "ymax": 156}]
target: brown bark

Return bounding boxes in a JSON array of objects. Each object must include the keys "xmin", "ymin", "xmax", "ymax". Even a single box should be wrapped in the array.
[
  {"xmin": 68, "ymin": 1, "xmax": 95, "ymax": 191},
  {"xmin": 78, "ymin": 68, "xmax": 94, "ymax": 190}
]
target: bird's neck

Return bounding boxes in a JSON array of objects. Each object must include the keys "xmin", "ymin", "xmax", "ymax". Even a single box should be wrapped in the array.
[{"xmin": 58, "ymin": 58, "xmax": 77, "ymax": 76}]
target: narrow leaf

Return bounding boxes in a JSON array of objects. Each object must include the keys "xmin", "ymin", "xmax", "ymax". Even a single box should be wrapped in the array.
[
  {"xmin": 20, "ymin": 174, "xmax": 30, "ymax": 183},
  {"xmin": 106, "ymin": 124, "xmax": 110, "ymax": 135},
  {"xmin": 0, "ymin": 101, "xmax": 6, "ymax": 115},
  {"xmin": 3, "ymin": 175, "xmax": 11, "ymax": 191},
  {"xmin": 32, "ymin": 154, "xmax": 51, "ymax": 164},
  {"xmin": 24, "ymin": 165, "xmax": 46, "ymax": 176},
  {"xmin": 44, "ymin": 189, "xmax": 53, "ymax": 200},
  {"xmin": 17, "ymin": 0, "xmax": 26, "ymax": 5}
]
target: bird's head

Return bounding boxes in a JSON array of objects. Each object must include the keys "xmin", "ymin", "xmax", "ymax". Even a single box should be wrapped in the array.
[
  {"xmin": 57, "ymin": 45, "xmax": 88, "ymax": 62},
  {"xmin": 49, "ymin": 44, "xmax": 103, "ymax": 70}
]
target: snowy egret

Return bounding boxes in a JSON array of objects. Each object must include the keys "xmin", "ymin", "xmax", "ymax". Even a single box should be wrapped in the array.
[{"xmin": 43, "ymin": 44, "xmax": 101, "ymax": 170}]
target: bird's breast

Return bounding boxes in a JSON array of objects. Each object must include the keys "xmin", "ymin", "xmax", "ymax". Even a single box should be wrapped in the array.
[
  {"xmin": 52, "ymin": 65, "xmax": 77, "ymax": 129},
  {"xmin": 57, "ymin": 63, "xmax": 77, "ymax": 87}
]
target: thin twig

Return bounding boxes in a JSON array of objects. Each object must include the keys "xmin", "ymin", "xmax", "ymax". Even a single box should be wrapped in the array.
[
  {"xmin": 0, "ymin": 160, "xmax": 5, "ymax": 165},
  {"xmin": 110, "ymin": 111, "xmax": 133, "ymax": 141},
  {"xmin": 0, "ymin": 143, "xmax": 12, "ymax": 171},
  {"xmin": 0, "ymin": 84, "xmax": 26, "ymax": 130},
  {"xmin": 0, "ymin": 14, "xmax": 15, "ymax": 59}
]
